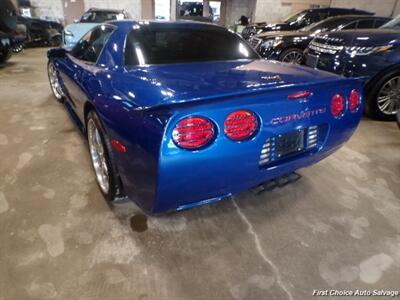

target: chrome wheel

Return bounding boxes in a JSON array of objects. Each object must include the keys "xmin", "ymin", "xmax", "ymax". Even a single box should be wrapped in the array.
[
  {"xmin": 281, "ymin": 51, "xmax": 303, "ymax": 64},
  {"xmin": 377, "ymin": 76, "xmax": 400, "ymax": 115},
  {"xmin": 88, "ymin": 119, "xmax": 110, "ymax": 194},
  {"xmin": 48, "ymin": 62, "xmax": 63, "ymax": 100}
]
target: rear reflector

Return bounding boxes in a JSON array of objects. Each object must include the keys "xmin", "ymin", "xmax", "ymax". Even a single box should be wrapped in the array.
[
  {"xmin": 224, "ymin": 110, "xmax": 258, "ymax": 141},
  {"xmin": 288, "ymin": 91, "xmax": 312, "ymax": 100},
  {"xmin": 348, "ymin": 89, "xmax": 361, "ymax": 112},
  {"xmin": 259, "ymin": 138, "xmax": 271, "ymax": 166},
  {"xmin": 307, "ymin": 125, "xmax": 318, "ymax": 149},
  {"xmin": 172, "ymin": 116, "xmax": 215, "ymax": 149},
  {"xmin": 331, "ymin": 94, "xmax": 345, "ymax": 118},
  {"xmin": 111, "ymin": 139, "xmax": 127, "ymax": 153}
]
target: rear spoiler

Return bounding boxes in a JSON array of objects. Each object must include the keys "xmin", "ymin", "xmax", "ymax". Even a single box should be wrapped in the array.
[{"xmin": 134, "ymin": 76, "xmax": 367, "ymax": 112}]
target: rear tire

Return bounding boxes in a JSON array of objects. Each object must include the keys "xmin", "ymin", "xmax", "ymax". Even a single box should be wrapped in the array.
[
  {"xmin": 366, "ymin": 70, "xmax": 400, "ymax": 121},
  {"xmin": 279, "ymin": 48, "xmax": 304, "ymax": 64},
  {"xmin": 86, "ymin": 110, "xmax": 124, "ymax": 202},
  {"xmin": 47, "ymin": 60, "xmax": 64, "ymax": 102}
]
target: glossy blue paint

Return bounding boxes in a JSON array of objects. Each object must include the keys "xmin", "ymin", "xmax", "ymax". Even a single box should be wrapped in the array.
[{"xmin": 48, "ymin": 21, "xmax": 364, "ymax": 213}]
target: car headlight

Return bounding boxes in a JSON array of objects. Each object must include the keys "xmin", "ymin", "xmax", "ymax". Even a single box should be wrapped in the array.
[
  {"xmin": 261, "ymin": 38, "xmax": 282, "ymax": 49},
  {"xmin": 345, "ymin": 45, "xmax": 393, "ymax": 56}
]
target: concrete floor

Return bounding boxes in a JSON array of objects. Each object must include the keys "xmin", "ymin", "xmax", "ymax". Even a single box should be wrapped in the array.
[{"xmin": 0, "ymin": 48, "xmax": 399, "ymax": 300}]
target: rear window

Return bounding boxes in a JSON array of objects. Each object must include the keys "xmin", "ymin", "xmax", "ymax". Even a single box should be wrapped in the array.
[{"xmin": 125, "ymin": 25, "xmax": 259, "ymax": 66}]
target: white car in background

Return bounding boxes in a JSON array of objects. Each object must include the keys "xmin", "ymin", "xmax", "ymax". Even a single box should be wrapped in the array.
[{"xmin": 63, "ymin": 8, "xmax": 130, "ymax": 48}]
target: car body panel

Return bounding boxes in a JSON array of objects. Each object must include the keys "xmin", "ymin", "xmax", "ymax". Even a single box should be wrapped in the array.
[{"xmin": 49, "ymin": 20, "xmax": 364, "ymax": 213}]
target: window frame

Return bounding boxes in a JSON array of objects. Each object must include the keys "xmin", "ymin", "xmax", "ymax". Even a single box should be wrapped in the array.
[
  {"xmin": 356, "ymin": 19, "xmax": 376, "ymax": 29},
  {"xmin": 69, "ymin": 24, "xmax": 117, "ymax": 65},
  {"xmin": 339, "ymin": 20, "xmax": 357, "ymax": 30}
]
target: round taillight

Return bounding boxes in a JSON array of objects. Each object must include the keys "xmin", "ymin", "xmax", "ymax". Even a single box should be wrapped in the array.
[
  {"xmin": 331, "ymin": 94, "xmax": 345, "ymax": 118},
  {"xmin": 224, "ymin": 110, "xmax": 258, "ymax": 141},
  {"xmin": 172, "ymin": 116, "xmax": 215, "ymax": 149},
  {"xmin": 349, "ymin": 89, "xmax": 361, "ymax": 112}
]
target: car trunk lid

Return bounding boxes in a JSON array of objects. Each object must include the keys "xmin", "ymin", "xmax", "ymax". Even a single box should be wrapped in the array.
[{"xmin": 119, "ymin": 59, "xmax": 345, "ymax": 109}]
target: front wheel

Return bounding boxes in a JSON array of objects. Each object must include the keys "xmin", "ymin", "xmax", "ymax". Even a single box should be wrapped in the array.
[
  {"xmin": 87, "ymin": 111, "xmax": 124, "ymax": 202},
  {"xmin": 279, "ymin": 48, "xmax": 304, "ymax": 64},
  {"xmin": 0, "ymin": 47, "xmax": 12, "ymax": 64},
  {"xmin": 366, "ymin": 70, "xmax": 400, "ymax": 121}
]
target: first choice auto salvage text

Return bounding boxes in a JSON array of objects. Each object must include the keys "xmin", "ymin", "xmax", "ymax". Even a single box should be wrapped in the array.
[{"xmin": 313, "ymin": 289, "xmax": 399, "ymax": 297}]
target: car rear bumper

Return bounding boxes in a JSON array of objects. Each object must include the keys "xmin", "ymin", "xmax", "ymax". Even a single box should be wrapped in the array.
[{"xmin": 174, "ymin": 141, "xmax": 345, "ymax": 211}]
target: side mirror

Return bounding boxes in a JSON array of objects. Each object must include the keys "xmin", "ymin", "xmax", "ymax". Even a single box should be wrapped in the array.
[{"xmin": 47, "ymin": 47, "xmax": 67, "ymax": 59}]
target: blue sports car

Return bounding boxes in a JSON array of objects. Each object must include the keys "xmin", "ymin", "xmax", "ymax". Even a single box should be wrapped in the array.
[{"xmin": 47, "ymin": 21, "xmax": 364, "ymax": 213}]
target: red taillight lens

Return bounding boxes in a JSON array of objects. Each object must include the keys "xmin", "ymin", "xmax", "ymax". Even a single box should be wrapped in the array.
[
  {"xmin": 348, "ymin": 89, "xmax": 361, "ymax": 112},
  {"xmin": 331, "ymin": 94, "xmax": 345, "ymax": 117},
  {"xmin": 172, "ymin": 116, "xmax": 215, "ymax": 149},
  {"xmin": 224, "ymin": 110, "xmax": 258, "ymax": 141}
]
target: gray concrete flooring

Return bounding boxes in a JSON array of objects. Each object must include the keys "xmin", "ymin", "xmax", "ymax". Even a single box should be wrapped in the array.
[{"xmin": 1, "ymin": 48, "xmax": 400, "ymax": 300}]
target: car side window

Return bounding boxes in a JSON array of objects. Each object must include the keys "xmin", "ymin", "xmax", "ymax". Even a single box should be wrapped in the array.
[
  {"xmin": 374, "ymin": 19, "xmax": 388, "ymax": 28},
  {"xmin": 356, "ymin": 19, "xmax": 375, "ymax": 29},
  {"xmin": 70, "ymin": 25, "xmax": 115, "ymax": 63},
  {"xmin": 317, "ymin": 12, "xmax": 329, "ymax": 21},
  {"xmin": 304, "ymin": 13, "xmax": 317, "ymax": 25},
  {"xmin": 341, "ymin": 21, "xmax": 357, "ymax": 30}
]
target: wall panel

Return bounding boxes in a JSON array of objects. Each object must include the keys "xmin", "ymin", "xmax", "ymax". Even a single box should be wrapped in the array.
[{"xmin": 331, "ymin": 0, "xmax": 397, "ymax": 16}]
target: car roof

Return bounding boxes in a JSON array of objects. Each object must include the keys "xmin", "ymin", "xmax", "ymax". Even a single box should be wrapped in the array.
[
  {"xmin": 303, "ymin": 7, "xmax": 371, "ymax": 13},
  {"xmin": 87, "ymin": 8, "xmax": 124, "ymax": 13},
  {"xmin": 323, "ymin": 14, "xmax": 389, "ymax": 21},
  {"xmin": 109, "ymin": 19, "xmax": 224, "ymax": 29}
]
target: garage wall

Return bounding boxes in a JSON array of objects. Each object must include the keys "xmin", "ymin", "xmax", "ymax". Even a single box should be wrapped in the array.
[
  {"xmin": 225, "ymin": 0, "xmax": 257, "ymax": 25},
  {"xmin": 394, "ymin": 0, "xmax": 400, "ymax": 15},
  {"xmin": 331, "ymin": 0, "xmax": 398, "ymax": 17},
  {"xmin": 254, "ymin": 0, "xmax": 330, "ymax": 23},
  {"xmin": 30, "ymin": 0, "xmax": 64, "ymax": 21},
  {"xmin": 84, "ymin": 0, "xmax": 142, "ymax": 19}
]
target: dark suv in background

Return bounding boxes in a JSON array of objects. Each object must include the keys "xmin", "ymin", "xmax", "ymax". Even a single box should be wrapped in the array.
[
  {"xmin": 242, "ymin": 7, "xmax": 373, "ymax": 40},
  {"xmin": 17, "ymin": 16, "xmax": 63, "ymax": 47},
  {"xmin": 249, "ymin": 15, "xmax": 390, "ymax": 64},
  {"xmin": 0, "ymin": 0, "xmax": 19, "ymax": 64},
  {"xmin": 305, "ymin": 17, "xmax": 400, "ymax": 120}
]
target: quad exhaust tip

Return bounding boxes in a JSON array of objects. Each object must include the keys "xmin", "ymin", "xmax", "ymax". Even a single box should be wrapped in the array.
[{"xmin": 251, "ymin": 172, "xmax": 302, "ymax": 195}]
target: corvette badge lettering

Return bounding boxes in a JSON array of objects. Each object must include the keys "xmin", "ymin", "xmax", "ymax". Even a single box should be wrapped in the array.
[{"xmin": 270, "ymin": 108, "xmax": 327, "ymax": 125}]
